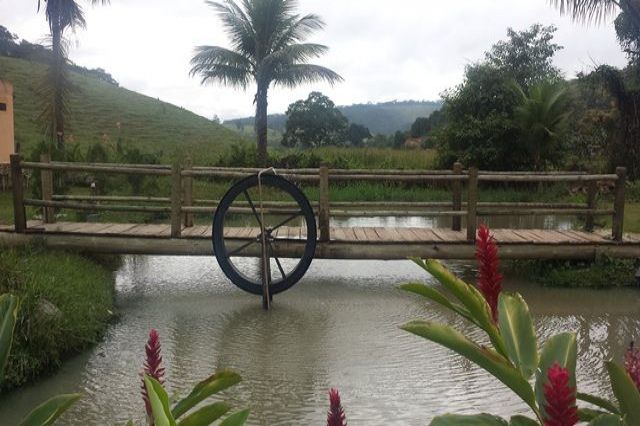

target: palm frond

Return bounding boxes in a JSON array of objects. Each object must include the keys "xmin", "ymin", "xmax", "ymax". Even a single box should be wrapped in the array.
[
  {"xmin": 196, "ymin": 64, "xmax": 253, "ymax": 89},
  {"xmin": 549, "ymin": 0, "xmax": 620, "ymax": 24},
  {"xmin": 206, "ymin": 0, "xmax": 256, "ymax": 56},
  {"xmin": 272, "ymin": 14, "xmax": 325, "ymax": 51},
  {"xmin": 263, "ymin": 43, "xmax": 328, "ymax": 71},
  {"xmin": 273, "ymin": 63, "xmax": 343, "ymax": 88},
  {"xmin": 41, "ymin": 0, "xmax": 87, "ymax": 31}
]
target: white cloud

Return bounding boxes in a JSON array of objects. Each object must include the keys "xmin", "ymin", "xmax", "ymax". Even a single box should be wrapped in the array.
[{"xmin": 0, "ymin": 0, "xmax": 627, "ymax": 120}]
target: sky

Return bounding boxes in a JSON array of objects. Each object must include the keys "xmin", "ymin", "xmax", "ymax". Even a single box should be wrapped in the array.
[{"xmin": 0, "ymin": 0, "xmax": 628, "ymax": 121}]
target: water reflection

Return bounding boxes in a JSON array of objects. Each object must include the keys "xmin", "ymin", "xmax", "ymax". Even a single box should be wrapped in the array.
[{"xmin": 0, "ymin": 255, "xmax": 638, "ymax": 424}]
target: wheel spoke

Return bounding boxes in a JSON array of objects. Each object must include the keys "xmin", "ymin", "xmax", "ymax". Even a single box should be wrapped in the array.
[
  {"xmin": 268, "ymin": 242, "xmax": 287, "ymax": 280},
  {"xmin": 228, "ymin": 239, "xmax": 257, "ymax": 257},
  {"xmin": 243, "ymin": 190, "xmax": 263, "ymax": 229},
  {"xmin": 271, "ymin": 211, "xmax": 303, "ymax": 232}
]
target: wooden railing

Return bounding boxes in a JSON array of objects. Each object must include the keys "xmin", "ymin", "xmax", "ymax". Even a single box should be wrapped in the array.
[{"xmin": 9, "ymin": 154, "xmax": 627, "ymax": 241}]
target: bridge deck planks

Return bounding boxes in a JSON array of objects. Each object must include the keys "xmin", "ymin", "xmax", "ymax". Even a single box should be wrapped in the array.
[{"xmin": 1, "ymin": 221, "xmax": 638, "ymax": 247}]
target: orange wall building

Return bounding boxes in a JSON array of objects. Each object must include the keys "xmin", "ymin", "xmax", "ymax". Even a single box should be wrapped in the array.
[{"xmin": 0, "ymin": 80, "xmax": 15, "ymax": 164}]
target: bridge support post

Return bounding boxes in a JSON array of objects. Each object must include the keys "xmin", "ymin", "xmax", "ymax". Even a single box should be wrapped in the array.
[
  {"xmin": 170, "ymin": 162, "xmax": 182, "ymax": 238},
  {"xmin": 183, "ymin": 157, "xmax": 193, "ymax": 228},
  {"xmin": 613, "ymin": 166, "xmax": 626, "ymax": 242},
  {"xmin": 40, "ymin": 154, "xmax": 55, "ymax": 224},
  {"xmin": 452, "ymin": 162, "xmax": 462, "ymax": 231},
  {"xmin": 319, "ymin": 165, "xmax": 330, "ymax": 242},
  {"xmin": 466, "ymin": 167, "xmax": 478, "ymax": 241},
  {"xmin": 585, "ymin": 180, "xmax": 596, "ymax": 232},
  {"xmin": 10, "ymin": 154, "xmax": 26, "ymax": 233}
]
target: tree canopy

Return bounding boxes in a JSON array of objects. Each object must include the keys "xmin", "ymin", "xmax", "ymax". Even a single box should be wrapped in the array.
[{"xmin": 281, "ymin": 92, "xmax": 349, "ymax": 148}]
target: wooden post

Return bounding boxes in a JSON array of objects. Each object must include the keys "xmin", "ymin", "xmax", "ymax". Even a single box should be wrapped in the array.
[
  {"xmin": 319, "ymin": 165, "xmax": 330, "ymax": 242},
  {"xmin": 40, "ymin": 154, "xmax": 54, "ymax": 224},
  {"xmin": 584, "ymin": 180, "xmax": 596, "ymax": 232},
  {"xmin": 183, "ymin": 157, "xmax": 194, "ymax": 228},
  {"xmin": 452, "ymin": 162, "xmax": 462, "ymax": 231},
  {"xmin": 10, "ymin": 154, "xmax": 26, "ymax": 233},
  {"xmin": 170, "ymin": 162, "xmax": 182, "ymax": 238},
  {"xmin": 612, "ymin": 167, "xmax": 626, "ymax": 242},
  {"xmin": 466, "ymin": 167, "xmax": 478, "ymax": 241}
]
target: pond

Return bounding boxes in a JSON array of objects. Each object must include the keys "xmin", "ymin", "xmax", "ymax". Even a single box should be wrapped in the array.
[{"xmin": 0, "ymin": 216, "xmax": 638, "ymax": 425}]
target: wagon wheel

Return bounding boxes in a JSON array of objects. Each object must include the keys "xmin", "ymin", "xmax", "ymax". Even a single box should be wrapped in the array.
[{"xmin": 212, "ymin": 173, "xmax": 317, "ymax": 295}]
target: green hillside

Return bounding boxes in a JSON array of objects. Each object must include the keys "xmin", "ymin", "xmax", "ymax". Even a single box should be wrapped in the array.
[{"xmin": 0, "ymin": 56, "xmax": 248, "ymax": 163}]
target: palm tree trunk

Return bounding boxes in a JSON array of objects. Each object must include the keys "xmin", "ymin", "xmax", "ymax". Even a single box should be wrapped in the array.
[
  {"xmin": 51, "ymin": 21, "xmax": 65, "ymax": 151},
  {"xmin": 255, "ymin": 82, "xmax": 269, "ymax": 167}
]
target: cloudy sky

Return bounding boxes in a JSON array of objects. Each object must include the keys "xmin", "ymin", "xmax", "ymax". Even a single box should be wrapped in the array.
[{"xmin": 0, "ymin": 0, "xmax": 628, "ymax": 121}]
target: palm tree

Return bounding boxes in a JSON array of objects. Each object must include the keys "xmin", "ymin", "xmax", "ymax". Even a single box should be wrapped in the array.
[
  {"xmin": 37, "ymin": 0, "xmax": 109, "ymax": 150},
  {"xmin": 551, "ymin": 0, "xmax": 640, "ymax": 29},
  {"xmin": 190, "ymin": 0, "xmax": 343, "ymax": 166},
  {"xmin": 513, "ymin": 82, "xmax": 570, "ymax": 170}
]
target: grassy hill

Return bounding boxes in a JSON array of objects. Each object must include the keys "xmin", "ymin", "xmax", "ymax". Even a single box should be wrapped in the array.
[
  {"xmin": 225, "ymin": 99, "xmax": 442, "ymax": 136},
  {"xmin": 0, "ymin": 56, "xmax": 248, "ymax": 163}
]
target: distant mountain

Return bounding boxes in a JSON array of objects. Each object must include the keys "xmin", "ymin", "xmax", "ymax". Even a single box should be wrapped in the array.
[{"xmin": 225, "ymin": 100, "xmax": 442, "ymax": 135}]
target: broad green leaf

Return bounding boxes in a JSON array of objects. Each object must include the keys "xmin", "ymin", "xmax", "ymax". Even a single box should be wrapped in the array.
[
  {"xmin": 172, "ymin": 370, "xmax": 241, "ymax": 419},
  {"xmin": 399, "ymin": 282, "xmax": 476, "ymax": 325},
  {"xmin": 430, "ymin": 413, "xmax": 508, "ymax": 425},
  {"xmin": 413, "ymin": 258, "xmax": 508, "ymax": 358},
  {"xmin": 145, "ymin": 375, "xmax": 176, "ymax": 426},
  {"xmin": 219, "ymin": 409, "xmax": 251, "ymax": 426},
  {"xmin": 402, "ymin": 320, "xmax": 538, "ymax": 414},
  {"xmin": 18, "ymin": 394, "xmax": 81, "ymax": 426},
  {"xmin": 606, "ymin": 361, "xmax": 640, "ymax": 425},
  {"xmin": 579, "ymin": 408, "xmax": 613, "ymax": 422},
  {"xmin": 177, "ymin": 402, "xmax": 229, "ymax": 426},
  {"xmin": 535, "ymin": 333, "xmax": 577, "ymax": 421},
  {"xmin": 0, "ymin": 294, "xmax": 19, "ymax": 384},
  {"xmin": 508, "ymin": 415, "xmax": 539, "ymax": 426},
  {"xmin": 587, "ymin": 414, "xmax": 624, "ymax": 425},
  {"xmin": 577, "ymin": 393, "xmax": 620, "ymax": 414},
  {"xmin": 498, "ymin": 292, "xmax": 539, "ymax": 379}
]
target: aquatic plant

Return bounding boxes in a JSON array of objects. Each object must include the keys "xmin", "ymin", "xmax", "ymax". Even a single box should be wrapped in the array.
[
  {"xmin": 141, "ymin": 329, "xmax": 165, "ymax": 421},
  {"xmin": 475, "ymin": 224, "xmax": 503, "ymax": 323},
  {"xmin": 136, "ymin": 328, "xmax": 250, "ymax": 426},
  {"xmin": 542, "ymin": 363, "xmax": 578, "ymax": 426},
  {"xmin": 400, "ymin": 225, "xmax": 640, "ymax": 425},
  {"xmin": 327, "ymin": 388, "xmax": 347, "ymax": 426},
  {"xmin": 624, "ymin": 342, "xmax": 640, "ymax": 391}
]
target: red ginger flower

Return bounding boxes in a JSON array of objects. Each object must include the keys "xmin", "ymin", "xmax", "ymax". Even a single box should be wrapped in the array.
[
  {"xmin": 625, "ymin": 341, "xmax": 640, "ymax": 391},
  {"xmin": 141, "ymin": 329, "xmax": 165, "ymax": 421},
  {"xmin": 543, "ymin": 363, "xmax": 578, "ymax": 426},
  {"xmin": 475, "ymin": 224, "xmax": 503, "ymax": 323},
  {"xmin": 327, "ymin": 388, "xmax": 347, "ymax": 426}
]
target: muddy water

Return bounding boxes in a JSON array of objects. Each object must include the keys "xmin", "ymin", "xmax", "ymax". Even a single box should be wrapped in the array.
[{"xmin": 0, "ymin": 216, "xmax": 638, "ymax": 425}]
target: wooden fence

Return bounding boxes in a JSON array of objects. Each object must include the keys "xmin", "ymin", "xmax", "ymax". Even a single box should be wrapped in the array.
[{"xmin": 9, "ymin": 154, "xmax": 627, "ymax": 242}]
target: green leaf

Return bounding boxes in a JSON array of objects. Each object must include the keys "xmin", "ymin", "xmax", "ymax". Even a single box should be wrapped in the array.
[
  {"xmin": 399, "ymin": 282, "xmax": 476, "ymax": 325},
  {"xmin": 172, "ymin": 370, "xmax": 242, "ymax": 419},
  {"xmin": 219, "ymin": 409, "xmax": 251, "ymax": 426},
  {"xmin": 587, "ymin": 414, "xmax": 624, "ymax": 425},
  {"xmin": 414, "ymin": 258, "xmax": 509, "ymax": 359},
  {"xmin": 18, "ymin": 394, "xmax": 81, "ymax": 426},
  {"xmin": 145, "ymin": 375, "xmax": 177, "ymax": 426},
  {"xmin": 577, "ymin": 393, "xmax": 620, "ymax": 414},
  {"xmin": 402, "ymin": 320, "xmax": 538, "ymax": 414},
  {"xmin": 535, "ymin": 333, "xmax": 577, "ymax": 421},
  {"xmin": 0, "ymin": 294, "xmax": 19, "ymax": 384},
  {"xmin": 606, "ymin": 361, "xmax": 640, "ymax": 425},
  {"xmin": 579, "ymin": 408, "xmax": 613, "ymax": 422},
  {"xmin": 430, "ymin": 413, "xmax": 508, "ymax": 425},
  {"xmin": 498, "ymin": 292, "xmax": 539, "ymax": 379},
  {"xmin": 177, "ymin": 402, "xmax": 230, "ymax": 426},
  {"xmin": 508, "ymin": 415, "xmax": 539, "ymax": 426}
]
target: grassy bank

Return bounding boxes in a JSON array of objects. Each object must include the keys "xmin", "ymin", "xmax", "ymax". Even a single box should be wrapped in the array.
[
  {"xmin": 0, "ymin": 247, "xmax": 117, "ymax": 390},
  {"xmin": 507, "ymin": 256, "xmax": 639, "ymax": 288}
]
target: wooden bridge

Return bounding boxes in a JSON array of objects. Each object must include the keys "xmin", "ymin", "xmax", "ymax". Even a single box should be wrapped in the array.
[{"xmin": 1, "ymin": 154, "xmax": 639, "ymax": 260}]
